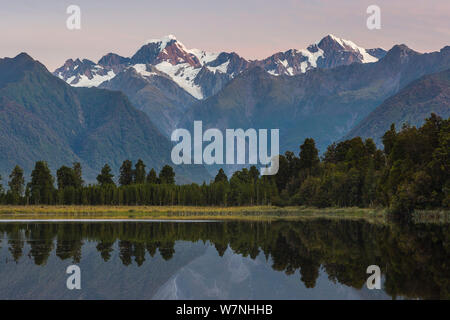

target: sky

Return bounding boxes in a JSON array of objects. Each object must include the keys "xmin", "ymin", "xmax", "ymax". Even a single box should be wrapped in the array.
[{"xmin": 1, "ymin": 0, "xmax": 449, "ymax": 70}]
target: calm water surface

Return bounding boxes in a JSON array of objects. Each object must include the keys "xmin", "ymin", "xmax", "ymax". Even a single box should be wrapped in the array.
[{"xmin": 0, "ymin": 219, "xmax": 448, "ymax": 299}]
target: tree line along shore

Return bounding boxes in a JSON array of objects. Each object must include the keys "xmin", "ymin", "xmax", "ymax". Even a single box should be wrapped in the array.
[{"xmin": 0, "ymin": 114, "xmax": 448, "ymax": 216}]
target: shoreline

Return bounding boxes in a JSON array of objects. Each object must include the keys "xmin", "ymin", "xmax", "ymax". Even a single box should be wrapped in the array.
[
  {"xmin": 0, "ymin": 205, "xmax": 447, "ymax": 223},
  {"xmin": 0, "ymin": 205, "xmax": 386, "ymax": 221}
]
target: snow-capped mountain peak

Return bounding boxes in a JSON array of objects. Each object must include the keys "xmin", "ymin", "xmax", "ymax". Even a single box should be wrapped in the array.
[
  {"xmin": 319, "ymin": 34, "xmax": 379, "ymax": 63},
  {"xmin": 259, "ymin": 34, "xmax": 385, "ymax": 77},
  {"xmin": 146, "ymin": 34, "xmax": 178, "ymax": 49},
  {"xmin": 129, "ymin": 35, "xmax": 247, "ymax": 99},
  {"xmin": 54, "ymin": 57, "xmax": 117, "ymax": 87}
]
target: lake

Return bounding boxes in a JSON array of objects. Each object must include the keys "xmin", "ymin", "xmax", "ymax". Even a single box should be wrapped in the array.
[{"xmin": 0, "ymin": 219, "xmax": 448, "ymax": 299}]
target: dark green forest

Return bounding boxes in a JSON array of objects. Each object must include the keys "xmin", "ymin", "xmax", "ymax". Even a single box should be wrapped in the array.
[{"xmin": 0, "ymin": 114, "xmax": 448, "ymax": 215}]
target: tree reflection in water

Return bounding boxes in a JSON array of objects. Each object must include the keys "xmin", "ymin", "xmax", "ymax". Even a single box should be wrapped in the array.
[{"xmin": 0, "ymin": 219, "xmax": 448, "ymax": 299}]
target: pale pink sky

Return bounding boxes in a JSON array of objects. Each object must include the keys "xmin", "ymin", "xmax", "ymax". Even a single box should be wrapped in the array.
[{"xmin": 1, "ymin": 0, "xmax": 449, "ymax": 70}]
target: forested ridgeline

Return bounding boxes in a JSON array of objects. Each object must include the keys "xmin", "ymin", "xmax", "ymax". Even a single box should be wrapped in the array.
[
  {"xmin": 0, "ymin": 220, "xmax": 448, "ymax": 299},
  {"xmin": 0, "ymin": 114, "xmax": 448, "ymax": 214}
]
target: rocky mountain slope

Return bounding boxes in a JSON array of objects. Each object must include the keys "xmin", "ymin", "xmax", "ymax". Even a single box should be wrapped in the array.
[
  {"xmin": 99, "ymin": 65, "xmax": 197, "ymax": 136},
  {"xmin": 345, "ymin": 68, "xmax": 450, "ymax": 144}
]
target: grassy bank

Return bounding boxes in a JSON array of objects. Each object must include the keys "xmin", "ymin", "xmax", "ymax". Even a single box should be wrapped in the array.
[{"xmin": 0, "ymin": 205, "xmax": 387, "ymax": 221}]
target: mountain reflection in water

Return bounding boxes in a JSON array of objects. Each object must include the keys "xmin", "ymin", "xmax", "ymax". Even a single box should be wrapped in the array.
[{"xmin": 0, "ymin": 219, "xmax": 448, "ymax": 299}]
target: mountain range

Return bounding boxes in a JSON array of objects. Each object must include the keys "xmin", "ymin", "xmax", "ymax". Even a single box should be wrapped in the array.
[
  {"xmin": 54, "ymin": 35, "xmax": 387, "ymax": 136},
  {"xmin": 0, "ymin": 53, "xmax": 209, "ymax": 183},
  {"xmin": 1, "ymin": 34, "xmax": 449, "ymax": 182},
  {"xmin": 55, "ymin": 34, "xmax": 386, "ymax": 98},
  {"xmin": 181, "ymin": 44, "xmax": 450, "ymax": 157}
]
